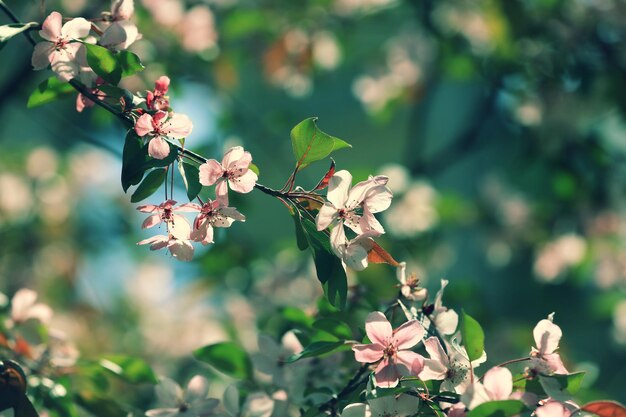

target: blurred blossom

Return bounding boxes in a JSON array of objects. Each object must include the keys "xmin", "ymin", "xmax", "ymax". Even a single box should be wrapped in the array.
[
  {"xmin": 432, "ymin": 4, "xmax": 495, "ymax": 54},
  {"xmin": 481, "ymin": 176, "xmax": 531, "ymax": 230},
  {"xmin": 36, "ymin": 175, "xmax": 71, "ymax": 225},
  {"xmin": 142, "ymin": 0, "xmax": 185, "ymax": 27},
  {"xmin": 68, "ymin": 147, "xmax": 120, "ymax": 195},
  {"xmin": 26, "ymin": 147, "xmax": 58, "ymax": 180},
  {"xmin": 534, "ymin": 234, "xmax": 587, "ymax": 283},
  {"xmin": 35, "ymin": 243, "xmax": 77, "ymax": 281},
  {"xmin": 180, "ymin": 6, "xmax": 218, "ymax": 53},
  {"xmin": 284, "ymin": 29, "xmax": 309, "ymax": 55},
  {"xmin": 514, "ymin": 101, "xmax": 543, "ymax": 126},
  {"xmin": 378, "ymin": 163, "xmax": 410, "ymax": 194},
  {"xmin": 312, "ymin": 32, "xmax": 341, "ymax": 70},
  {"xmin": 384, "ymin": 181, "xmax": 438, "ymax": 238},
  {"xmin": 0, "ymin": 173, "xmax": 33, "ymax": 221},
  {"xmin": 334, "ymin": 0, "xmax": 398, "ymax": 16},
  {"xmin": 61, "ymin": 0, "xmax": 88, "ymax": 14},
  {"xmin": 612, "ymin": 299, "xmax": 626, "ymax": 345},
  {"xmin": 486, "ymin": 240, "xmax": 512, "ymax": 268}
]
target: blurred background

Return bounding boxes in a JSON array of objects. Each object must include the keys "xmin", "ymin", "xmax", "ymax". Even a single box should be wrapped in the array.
[{"xmin": 0, "ymin": 0, "xmax": 625, "ymax": 406}]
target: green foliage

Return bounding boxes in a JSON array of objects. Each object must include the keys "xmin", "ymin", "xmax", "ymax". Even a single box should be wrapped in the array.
[
  {"xmin": 0, "ymin": 22, "xmax": 37, "ymax": 49},
  {"xmin": 193, "ymin": 342, "xmax": 253, "ymax": 380},
  {"xmin": 177, "ymin": 161, "xmax": 202, "ymax": 200},
  {"xmin": 74, "ymin": 393, "xmax": 126, "ymax": 417},
  {"xmin": 121, "ymin": 132, "xmax": 146, "ymax": 192},
  {"xmin": 290, "ymin": 118, "xmax": 351, "ymax": 170},
  {"xmin": 286, "ymin": 340, "xmax": 346, "ymax": 363},
  {"xmin": 466, "ymin": 400, "xmax": 526, "ymax": 417},
  {"xmin": 460, "ymin": 311, "xmax": 485, "ymax": 363},
  {"xmin": 130, "ymin": 168, "xmax": 167, "ymax": 203},
  {"xmin": 98, "ymin": 355, "xmax": 158, "ymax": 384},
  {"xmin": 85, "ymin": 44, "xmax": 122, "ymax": 85},
  {"xmin": 27, "ymin": 77, "xmax": 75, "ymax": 108},
  {"xmin": 312, "ymin": 318, "xmax": 353, "ymax": 340},
  {"xmin": 539, "ymin": 372, "xmax": 585, "ymax": 401},
  {"xmin": 290, "ymin": 209, "xmax": 309, "ymax": 251},
  {"xmin": 116, "ymin": 50, "xmax": 145, "ymax": 77}
]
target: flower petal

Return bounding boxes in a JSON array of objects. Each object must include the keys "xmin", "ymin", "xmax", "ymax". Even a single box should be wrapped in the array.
[
  {"xmin": 352, "ymin": 343, "xmax": 384, "ymax": 364},
  {"xmin": 393, "ymin": 320, "xmax": 424, "ymax": 350},
  {"xmin": 148, "ymin": 137, "xmax": 171, "ymax": 160},
  {"xmin": 482, "ymin": 367, "xmax": 512, "ymax": 400},
  {"xmin": 396, "ymin": 350, "xmax": 425, "ymax": 376},
  {"xmin": 228, "ymin": 169, "xmax": 257, "ymax": 194},
  {"xmin": 163, "ymin": 113, "xmax": 193, "ymax": 139},
  {"xmin": 327, "ymin": 170, "xmax": 352, "ymax": 209},
  {"xmin": 31, "ymin": 42, "xmax": 55, "ymax": 70},
  {"xmin": 533, "ymin": 319, "xmax": 562, "ymax": 355},
  {"xmin": 184, "ymin": 375, "xmax": 209, "ymax": 404},
  {"xmin": 199, "ymin": 160, "xmax": 223, "ymax": 186},
  {"xmin": 135, "ymin": 113, "xmax": 154, "ymax": 137},
  {"xmin": 423, "ymin": 337, "xmax": 448, "ymax": 365},
  {"xmin": 364, "ymin": 311, "xmax": 392, "ymax": 346},
  {"xmin": 373, "ymin": 357, "xmax": 399, "ymax": 388},
  {"xmin": 222, "ymin": 146, "xmax": 245, "ymax": 168},
  {"xmin": 39, "ymin": 12, "xmax": 62, "ymax": 42},
  {"xmin": 61, "ymin": 17, "xmax": 91, "ymax": 39}
]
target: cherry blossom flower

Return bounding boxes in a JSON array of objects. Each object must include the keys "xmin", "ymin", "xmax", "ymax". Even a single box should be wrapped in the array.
[
  {"xmin": 352, "ymin": 311, "xmax": 425, "ymax": 388},
  {"xmin": 147, "ymin": 76, "xmax": 171, "ymax": 111},
  {"xmin": 135, "ymin": 111, "xmax": 193, "ymax": 159},
  {"xmin": 461, "ymin": 367, "xmax": 513, "ymax": 410},
  {"xmin": 109, "ymin": 0, "xmax": 135, "ymax": 21},
  {"xmin": 186, "ymin": 199, "xmax": 246, "ymax": 245},
  {"xmin": 341, "ymin": 382, "xmax": 420, "ymax": 417},
  {"xmin": 137, "ymin": 200, "xmax": 196, "ymax": 238},
  {"xmin": 146, "ymin": 376, "xmax": 219, "ymax": 417},
  {"xmin": 331, "ymin": 227, "xmax": 379, "ymax": 271},
  {"xmin": 10, "ymin": 289, "xmax": 53, "ymax": 326},
  {"xmin": 199, "ymin": 146, "xmax": 258, "ymax": 203},
  {"xmin": 397, "ymin": 262, "xmax": 428, "ymax": 301},
  {"xmin": 528, "ymin": 314, "xmax": 568, "ymax": 375},
  {"xmin": 535, "ymin": 401, "xmax": 573, "ymax": 417},
  {"xmin": 31, "ymin": 12, "xmax": 91, "ymax": 82},
  {"xmin": 419, "ymin": 336, "xmax": 481, "ymax": 393},
  {"xmin": 316, "ymin": 170, "xmax": 392, "ymax": 237}
]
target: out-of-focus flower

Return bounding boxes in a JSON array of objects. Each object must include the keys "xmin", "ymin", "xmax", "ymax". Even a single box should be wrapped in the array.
[
  {"xmin": 31, "ymin": 12, "xmax": 91, "ymax": 81},
  {"xmin": 180, "ymin": 6, "xmax": 218, "ymax": 53},
  {"xmin": 186, "ymin": 199, "xmax": 246, "ymax": 245},
  {"xmin": 100, "ymin": 20, "xmax": 141, "ymax": 51},
  {"xmin": 340, "ymin": 387, "xmax": 419, "ymax": 417},
  {"xmin": 110, "ymin": 0, "xmax": 135, "ymax": 21},
  {"xmin": 352, "ymin": 311, "xmax": 425, "ymax": 388},
  {"xmin": 534, "ymin": 234, "xmax": 587, "ymax": 283},
  {"xmin": 10, "ymin": 289, "xmax": 53, "ymax": 326},
  {"xmin": 142, "ymin": 0, "xmax": 185, "ymax": 27},
  {"xmin": 385, "ymin": 182, "xmax": 438, "ymax": 238},
  {"xmin": 222, "ymin": 385, "xmax": 287, "ymax": 417},
  {"xmin": 528, "ymin": 314, "xmax": 568, "ymax": 375},
  {"xmin": 535, "ymin": 401, "xmax": 573, "ymax": 417},
  {"xmin": 461, "ymin": 367, "xmax": 513, "ymax": 409},
  {"xmin": 312, "ymin": 31, "xmax": 341, "ymax": 70},
  {"xmin": 146, "ymin": 376, "xmax": 219, "ymax": 417},
  {"xmin": 397, "ymin": 262, "xmax": 428, "ymax": 301},
  {"xmin": 199, "ymin": 146, "xmax": 258, "ymax": 203},
  {"xmin": 135, "ymin": 111, "xmax": 193, "ymax": 159}
]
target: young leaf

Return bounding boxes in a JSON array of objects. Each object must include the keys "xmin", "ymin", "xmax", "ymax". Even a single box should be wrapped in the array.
[
  {"xmin": 27, "ymin": 77, "xmax": 75, "ymax": 108},
  {"xmin": 193, "ymin": 342, "xmax": 253, "ymax": 380},
  {"xmin": 85, "ymin": 44, "xmax": 122, "ymax": 85},
  {"xmin": 117, "ymin": 50, "xmax": 145, "ymax": 77},
  {"xmin": 98, "ymin": 355, "xmax": 158, "ymax": 384},
  {"xmin": 130, "ymin": 168, "xmax": 167, "ymax": 203},
  {"xmin": 121, "ymin": 132, "xmax": 146, "ymax": 192},
  {"xmin": 286, "ymin": 340, "xmax": 346, "ymax": 363},
  {"xmin": 367, "ymin": 240, "xmax": 400, "ymax": 267},
  {"xmin": 538, "ymin": 372, "xmax": 585, "ymax": 401},
  {"xmin": 466, "ymin": 400, "xmax": 526, "ymax": 417},
  {"xmin": 0, "ymin": 22, "xmax": 38, "ymax": 49},
  {"xmin": 460, "ymin": 311, "xmax": 485, "ymax": 363},
  {"xmin": 312, "ymin": 158, "xmax": 336, "ymax": 191},
  {"xmin": 582, "ymin": 401, "xmax": 626, "ymax": 417},
  {"xmin": 291, "ymin": 118, "xmax": 351, "ymax": 169}
]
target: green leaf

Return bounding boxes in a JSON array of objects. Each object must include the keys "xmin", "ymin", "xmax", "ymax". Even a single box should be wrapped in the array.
[
  {"xmin": 466, "ymin": 400, "xmax": 526, "ymax": 417},
  {"xmin": 85, "ymin": 44, "xmax": 122, "ymax": 85},
  {"xmin": 182, "ymin": 162, "xmax": 202, "ymax": 200},
  {"xmin": 74, "ymin": 393, "xmax": 126, "ymax": 417},
  {"xmin": 291, "ymin": 117, "xmax": 351, "ymax": 169},
  {"xmin": 312, "ymin": 318, "xmax": 352, "ymax": 340},
  {"xmin": 27, "ymin": 77, "xmax": 75, "ymax": 108},
  {"xmin": 460, "ymin": 311, "xmax": 485, "ymax": 363},
  {"xmin": 194, "ymin": 342, "xmax": 253, "ymax": 380},
  {"xmin": 286, "ymin": 340, "xmax": 346, "ymax": 363},
  {"xmin": 538, "ymin": 372, "xmax": 585, "ymax": 401},
  {"xmin": 117, "ymin": 50, "xmax": 145, "ymax": 77},
  {"xmin": 121, "ymin": 132, "xmax": 146, "ymax": 192},
  {"xmin": 99, "ymin": 355, "xmax": 157, "ymax": 384},
  {"xmin": 0, "ymin": 22, "xmax": 38, "ymax": 48},
  {"xmin": 130, "ymin": 168, "xmax": 167, "ymax": 203},
  {"xmin": 290, "ymin": 209, "xmax": 309, "ymax": 251},
  {"xmin": 249, "ymin": 162, "xmax": 260, "ymax": 176}
]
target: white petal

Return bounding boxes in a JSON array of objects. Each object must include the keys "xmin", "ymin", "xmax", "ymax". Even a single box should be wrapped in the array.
[{"xmin": 327, "ymin": 170, "xmax": 352, "ymax": 208}]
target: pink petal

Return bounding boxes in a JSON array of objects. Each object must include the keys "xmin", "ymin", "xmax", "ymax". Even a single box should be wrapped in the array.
[
  {"xmin": 423, "ymin": 337, "xmax": 448, "ymax": 365},
  {"xmin": 199, "ymin": 160, "xmax": 224, "ymax": 186},
  {"xmin": 482, "ymin": 367, "xmax": 512, "ymax": 400},
  {"xmin": 363, "ymin": 184, "xmax": 393, "ymax": 213},
  {"xmin": 142, "ymin": 213, "xmax": 162, "ymax": 229},
  {"xmin": 155, "ymin": 76, "xmax": 170, "ymax": 94},
  {"xmin": 215, "ymin": 180, "xmax": 229, "ymax": 205},
  {"xmin": 137, "ymin": 204, "xmax": 159, "ymax": 213},
  {"xmin": 374, "ymin": 357, "xmax": 399, "ymax": 388},
  {"xmin": 396, "ymin": 350, "xmax": 425, "ymax": 376},
  {"xmin": 138, "ymin": 235, "xmax": 168, "ymax": 249},
  {"xmin": 330, "ymin": 225, "xmax": 347, "ymax": 258},
  {"xmin": 111, "ymin": 0, "xmax": 135, "ymax": 20},
  {"xmin": 39, "ymin": 11, "xmax": 62, "ymax": 42},
  {"xmin": 326, "ymin": 170, "xmax": 351, "ymax": 209},
  {"xmin": 148, "ymin": 137, "xmax": 171, "ymax": 159},
  {"xmin": 170, "ymin": 215, "xmax": 192, "ymax": 240},
  {"xmin": 352, "ymin": 343, "xmax": 384, "ymax": 363},
  {"xmin": 221, "ymin": 146, "xmax": 245, "ymax": 168},
  {"xmin": 11, "ymin": 289, "xmax": 38, "ymax": 321},
  {"xmin": 364, "ymin": 311, "xmax": 392, "ymax": 346},
  {"xmin": 533, "ymin": 319, "xmax": 562, "ymax": 355},
  {"xmin": 135, "ymin": 114, "xmax": 154, "ymax": 137},
  {"xmin": 393, "ymin": 320, "xmax": 425, "ymax": 350},
  {"xmin": 168, "ymin": 239, "xmax": 194, "ymax": 261},
  {"xmin": 226, "ymin": 149, "xmax": 252, "ymax": 172},
  {"xmin": 31, "ymin": 42, "xmax": 55, "ymax": 70},
  {"xmin": 419, "ymin": 358, "xmax": 448, "ymax": 381},
  {"xmin": 50, "ymin": 55, "xmax": 80, "ymax": 82},
  {"xmin": 434, "ymin": 309, "xmax": 459, "ymax": 336},
  {"xmin": 316, "ymin": 202, "xmax": 338, "ymax": 231},
  {"xmin": 228, "ymin": 170, "xmax": 257, "ymax": 194},
  {"xmin": 190, "ymin": 221, "xmax": 214, "ymax": 245},
  {"xmin": 544, "ymin": 353, "xmax": 568, "ymax": 374},
  {"xmin": 61, "ymin": 17, "xmax": 91, "ymax": 39},
  {"xmin": 219, "ymin": 207, "xmax": 246, "ymax": 223},
  {"xmin": 163, "ymin": 113, "xmax": 193, "ymax": 139},
  {"xmin": 535, "ymin": 402, "xmax": 571, "ymax": 417}
]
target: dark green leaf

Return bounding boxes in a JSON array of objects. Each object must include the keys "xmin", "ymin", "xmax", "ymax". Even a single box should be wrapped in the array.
[
  {"xmin": 466, "ymin": 400, "xmax": 526, "ymax": 417},
  {"xmin": 194, "ymin": 342, "xmax": 253, "ymax": 380},
  {"xmin": 290, "ymin": 209, "xmax": 309, "ymax": 251},
  {"xmin": 143, "ymin": 145, "xmax": 177, "ymax": 169},
  {"xmin": 182, "ymin": 162, "xmax": 202, "ymax": 200},
  {"xmin": 75, "ymin": 393, "xmax": 126, "ymax": 417},
  {"xmin": 99, "ymin": 355, "xmax": 158, "ymax": 384},
  {"xmin": 130, "ymin": 168, "xmax": 167, "ymax": 203},
  {"xmin": 117, "ymin": 50, "xmax": 145, "ymax": 77},
  {"xmin": 85, "ymin": 44, "xmax": 122, "ymax": 85},
  {"xmin": 312, "ymin": 318, "xmax": 352, "ymax": 340},
  {"xmin": 121, "ymin": 132, "xmax": 146, "ymax": 192},
  {"xmin": 0, "ymin": 22, "xmax": 38, "ymax": 48},
  {"xmin": 14, "ymin": 395, "xmax": 40, "ymax": 417},
  {"xmin": 539, "ymin": 372, "xmax": 585, "ymax": 401},
  {"xmin": 291, "ymin": 117, "xmax": 351, "ymax": 169},
  {"xmin": 460, "ymin": 311, "xmax": 484, "ymax": 363},
  {"xmin": 286, "ymin": 340, "xmax": 346, "ymax": 363},
  {"xmin": 366, "ymin": 385, "xmax": 412, "ymax": 400},
  {"xmin": 27, "ymin": 77, "xmax": 75, "ymax": 108}
]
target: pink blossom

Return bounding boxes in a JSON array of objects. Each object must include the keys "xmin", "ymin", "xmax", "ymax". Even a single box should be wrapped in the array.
[
  {"xmin": 185, "ymin": 199, "xmax": 246, "ymax": 245},
  {"xmin": 419, "ymin": 336, "xmax": 472, "ymax": 393},
  {"xmin": 135, "ymin": 111, "xmax": 193, "ymax": 159},
  {"xmin": 146, "ymin": 76, "xmax": 171, "ymax": 111},
  {"xmin": 10, "ymin": 289, "xmax": 53, "ymax": 325},
  {"xmin": 461, "ymin": 367, "xmax": 513, "ymax": 410},
  {"xmin": 100, "ymin": 20, "xmax": 141, "ymax": 51},
  {"xmin": 198, "ymin": 146, "xmax": 258, "ymax": 203},
  {"xmin": 110, "ymin": 0, "xmax": 135, "ymax": 21},
  {"xmin": 316, "ymin": 170, "xmax": 392, "ymax": 237},
  {"xmin": 137, "ymin": 233, "xmax": 194, "ymax": 261},
  {"xmin": 397, "ymin": 262, "xmax": 428, "ymax": 301},
  {"xmin": 352, "ymin": 311, "xmax": 425, "ymax": 388},
  {"xmin": 331, "ymin": 226, "xmax": 379, "ymax": 271},
  {"xmin": 529, "ymin": 315, "xmax": 568, "ymax": 375},
  {"xmin": 535, "ymin": 401, "xmax": 573, "ymax": 417},
  {"xmin": 31, "ymin": 12, "xmax": 91, "ymax": 82}
]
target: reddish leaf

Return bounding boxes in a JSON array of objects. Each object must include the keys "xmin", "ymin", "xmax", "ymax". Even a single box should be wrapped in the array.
[
  {"xmin": 582, "ymin": 401, "xmax": 626, "ymax": 417},
  {"xmin": 313, "ymin": 158, "xmax": 336, "ymax": 191},
  {"xmin": 367, "ymin": 241, "xmax": 400, "ymax": 267}
]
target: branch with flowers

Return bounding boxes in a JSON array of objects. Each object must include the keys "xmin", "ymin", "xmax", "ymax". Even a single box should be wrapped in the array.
[{"xmin": 0, "ymin": 2, "xmax": 625, "ymax": 417}]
